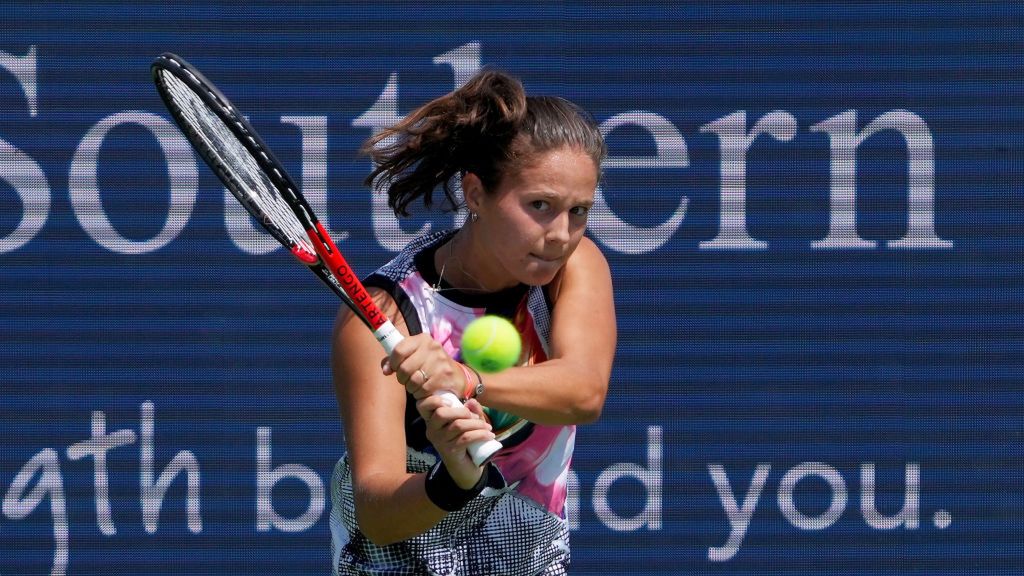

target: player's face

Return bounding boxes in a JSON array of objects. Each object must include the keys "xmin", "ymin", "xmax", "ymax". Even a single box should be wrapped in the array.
[{"xmin": 468, "ymin": 147, "xmax": 599, "ymax": 288}]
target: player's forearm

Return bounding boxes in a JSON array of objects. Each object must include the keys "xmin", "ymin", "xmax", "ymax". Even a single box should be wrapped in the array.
[
  {"xmin": 477, "ymin": 359, "xmax": 608, "ymax": 425},
  {"xmin": 353, "ymin": 472, "xmax": 447, "ymax": 546}
]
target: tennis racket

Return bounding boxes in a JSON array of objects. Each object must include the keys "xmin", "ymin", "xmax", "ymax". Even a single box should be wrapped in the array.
[{"xmin": 151, "ymin": 52, "xmax": 501, "ymax": 466}]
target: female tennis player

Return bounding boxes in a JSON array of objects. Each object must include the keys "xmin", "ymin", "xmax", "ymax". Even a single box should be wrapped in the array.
[{"xmin": 329, "ymin": 69, "xmax": 616, "ymax": 576}]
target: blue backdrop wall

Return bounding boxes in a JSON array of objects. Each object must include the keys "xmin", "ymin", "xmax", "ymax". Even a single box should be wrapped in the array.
[{"xmin": 1, "ymin": 2, "xmax": 1021, "ymax": 574}]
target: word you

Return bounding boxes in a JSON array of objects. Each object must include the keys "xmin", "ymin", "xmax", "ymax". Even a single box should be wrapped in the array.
[{"xmin": 578, "ymin": 426, "xmax": 951, "ymax": 562}]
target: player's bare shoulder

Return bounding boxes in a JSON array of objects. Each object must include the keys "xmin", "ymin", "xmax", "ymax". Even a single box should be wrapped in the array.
[
  {"xmin": 548, "ymin": 236, "xmax": 612, "ymax": 304},
  {"xmin": 333, "ymin": 286, "xmax": 406, "ymax": 340}
]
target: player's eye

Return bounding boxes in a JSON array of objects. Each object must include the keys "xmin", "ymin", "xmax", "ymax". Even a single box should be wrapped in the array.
[
  {"xmin": 570, "ymin": 205, "xmax": 590, "ymax": 217},
  {"xmin": 530, "ymin": 200, "xmax": 550, "ymax": 212}
]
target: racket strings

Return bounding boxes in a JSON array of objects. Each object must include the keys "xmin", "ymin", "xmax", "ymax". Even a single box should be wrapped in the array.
[{"xmin": 157, "ymin": 69, "xmax": 316, "ymax": 257}]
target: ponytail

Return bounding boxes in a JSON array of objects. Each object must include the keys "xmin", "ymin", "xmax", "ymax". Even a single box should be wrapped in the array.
[{"xmin": 362, "ymin": 70, "xmax": 527, "ymax": 216}]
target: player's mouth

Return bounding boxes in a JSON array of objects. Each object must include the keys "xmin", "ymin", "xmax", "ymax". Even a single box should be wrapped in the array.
[{"xmin": 528, "ymin": 253, "xmax": 562, "ymax": 264}]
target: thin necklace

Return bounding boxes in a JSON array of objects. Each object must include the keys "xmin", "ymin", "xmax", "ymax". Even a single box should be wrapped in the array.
[
  {"xmin": 433, "ymin": 231, "xmax": 492, "ymax": 294},
  {"xmin": 432, "ymin": 236, "xmax": 455, "ymax": 292}
]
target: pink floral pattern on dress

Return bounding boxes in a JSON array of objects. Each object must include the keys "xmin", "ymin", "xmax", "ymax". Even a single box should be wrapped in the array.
[{"xmin": 398, "ymin": 272, "xmax": 574, "ymax": 519}]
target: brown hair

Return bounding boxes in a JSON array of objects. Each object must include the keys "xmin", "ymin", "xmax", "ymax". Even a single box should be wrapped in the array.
[{"xmin": 362, "ymin": 69, "xmax": 606, "ymax": 217}]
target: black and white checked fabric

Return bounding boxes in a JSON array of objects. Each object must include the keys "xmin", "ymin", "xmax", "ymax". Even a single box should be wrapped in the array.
[
  {"xmin": 373, "ymin": 230, "xmax": 451, "ymax": 285},
  {"xmin": 330, "ymin": 453, "xmax": 570, "ymax": 576}
]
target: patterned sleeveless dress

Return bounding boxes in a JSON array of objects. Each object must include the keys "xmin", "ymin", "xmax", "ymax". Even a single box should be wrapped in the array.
[{"xmin": 330, "ymin": 231, "xmax": 575, "ymax": 576}]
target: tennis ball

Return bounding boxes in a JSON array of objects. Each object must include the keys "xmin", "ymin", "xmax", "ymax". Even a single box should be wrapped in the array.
[{"xmin": 460, "ymin": 315, "xmax": 522, "ymax": 373}]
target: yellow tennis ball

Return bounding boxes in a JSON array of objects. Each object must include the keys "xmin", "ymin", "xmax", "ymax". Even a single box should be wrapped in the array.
[{"xmin": 460, "ymin": 315, "xmax": 522, "ymax": 373}]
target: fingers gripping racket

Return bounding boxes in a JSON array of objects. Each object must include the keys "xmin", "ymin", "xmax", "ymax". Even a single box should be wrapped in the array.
[{"xmin": 151, "ymin": 53, "xmax": 501, "ymax": 466}]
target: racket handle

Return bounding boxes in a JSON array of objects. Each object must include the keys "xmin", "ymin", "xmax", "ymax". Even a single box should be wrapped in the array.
[
  {"xmin": 374, "ymin": 321, "xmax": 503, "ymax": 466},
  {"xmin": 376, "ymin": 320, "xmax": 406, "ymax": 353},
  {"xmin": 470, "ymin": 439, "xmax": 504, "ymax": 466}
]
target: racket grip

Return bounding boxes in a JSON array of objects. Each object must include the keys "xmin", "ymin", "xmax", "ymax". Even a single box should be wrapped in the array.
[
  {"xmin": 374, "ymin": 321, "xmax": 503, "ymax": 465},
  {"xmin": 376, "ymin": 321, "xmax": 405, "ymax": 354}
]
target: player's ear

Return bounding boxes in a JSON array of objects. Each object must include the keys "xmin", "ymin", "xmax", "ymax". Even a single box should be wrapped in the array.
[{"xmin": 462, "ymin": 172, "xmax": 485, "ymax": 213}]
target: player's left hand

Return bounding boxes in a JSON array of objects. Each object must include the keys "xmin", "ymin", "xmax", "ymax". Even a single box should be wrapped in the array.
[{"xmin": 382, "ymin": 333, "xmax": 467, "ymax": 400}]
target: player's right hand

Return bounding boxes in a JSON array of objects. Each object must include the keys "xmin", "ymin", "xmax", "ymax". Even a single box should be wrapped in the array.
[{"xmin": 415, "ymin": 396, "xmax": 495, "ymax": 487}]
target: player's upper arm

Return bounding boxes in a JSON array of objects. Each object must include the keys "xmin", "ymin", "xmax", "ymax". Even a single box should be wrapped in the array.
[
  {"xmin": 547, "ymin": 236, "xmax": 617, "ymax": 404},
  {"xmin": 331, "ymin": 287, "xmax": 410, "ymax": 491}
]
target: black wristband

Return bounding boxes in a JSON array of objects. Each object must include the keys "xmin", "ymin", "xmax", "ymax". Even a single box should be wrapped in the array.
[{"xmin": 424, "ymin": 460, "xmax": 489, "ymax": 512}]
